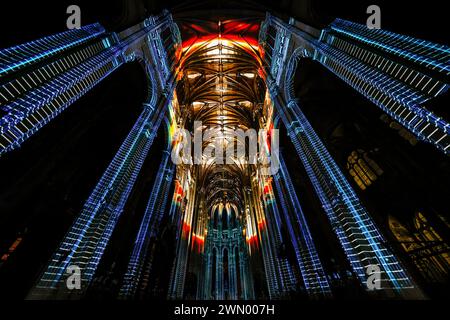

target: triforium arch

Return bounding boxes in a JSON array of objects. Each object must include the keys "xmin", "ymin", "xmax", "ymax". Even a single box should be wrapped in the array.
[
  {"xmin": 282, "ymin": 46, "xmax": 313, "ymax": 105},
  {"xmin": 128, "ymin": 54, "xmax": 159, "ymax": 107}
]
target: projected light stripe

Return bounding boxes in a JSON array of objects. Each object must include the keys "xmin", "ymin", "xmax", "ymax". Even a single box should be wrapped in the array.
[
  {"xmin": 278, "ymin": 97, "xmax": 413, "ymax": 290},
  {"xmin": 0, "ymin": 23, "xmax": 105, "ymax": 76},
  {"xmin": 266, "ymin": 15, "xmax": 450, "ymax": 154},
  {"xmin": 36, "ymin": 104, "xmax": 160, "ymax": 289},
  {"xmin": 328, "ymin": 19, "xmax": 450, "ymax": 75},
  {"xmin": 274, "ymin": 153, "xmax": 331, "ymax": 296},
  {"xmin": 261, "ymin": 180, "xmax": 297, "ymax": 297},
  {"xmin": 119, "ymin": 150, "xmax": 175, "ymax": 298},
  {"xmin": 0, "ymin": 45, "xmax": 123, "ymax": 154}
]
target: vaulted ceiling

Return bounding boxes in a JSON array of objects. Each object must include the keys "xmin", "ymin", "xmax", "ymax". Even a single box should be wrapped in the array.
[{"xmin": 175, "ymin": 19, "xmax": 265, "ymax": 212}]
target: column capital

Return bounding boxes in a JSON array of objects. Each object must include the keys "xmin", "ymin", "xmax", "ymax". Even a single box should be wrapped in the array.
[{"xmin": 142, "ymin": 102, "xmax": 155, "ymax": 112}]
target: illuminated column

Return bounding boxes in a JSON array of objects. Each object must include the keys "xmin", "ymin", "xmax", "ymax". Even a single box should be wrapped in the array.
[
  {"xmin": 239, "ymin": 246, "xmax": 254, "ymax": 299},
  {"xmin": 273, "ymin": 152, "xmax": 331, "ymax": 297},
  {"xmin": 260, "ymin": 13, "xmax": 429, "ymax": 297},
  {"xmin": 262, "ymin": 14, "xmax": 450, "ymax": 154},
  {"xmin": 168, "ymin": 177, "xmax": 197, "ymax": 299},
  {"xmin": 270, "ymin": 83, "xmax": 421, "ymax": 296},
  {"xmin": 0, "ymin": 24, "xmax": 122, "ymax": 155},
  {"xmin": 16, "ymin": 10, "xmax": 180, "ymax": 299},
  {"xmin": 203, "ymin": 227, "xmax": 214, "ymax": 300},
  {"xmin": 200, "ymin": 243, "xmax": 213, "ymax": 299},
  {"xmin": 243, "ymin": 185, "xmax": 271, "ymax": 297},
  {"xmin": 258, "ymin": 181, "xmax": 297, "ymax": 298},
  {"xmin": 244, "ymin": 182, "xmax": 277, "ymax": 298},
  {"xmin": 119, "ymin": 149, "xmax": 175, "ymax": 298},
  {"xmin": 28, "ymin": 93, "xmax": 172, "ymax": 299},
  {"xmin": 0, "ymin": 12, "xmax": 176, "ymax": 156},
  {"xmin": 239, "ymin": 250, "xmax": 247, "ymax": 298},
  {"xmin": 0, "ymin": 25, "xmax": 105, "ymax": 76}
]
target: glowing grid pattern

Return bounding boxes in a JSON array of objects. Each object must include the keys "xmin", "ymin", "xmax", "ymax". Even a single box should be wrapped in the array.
[
  {"xmin": 267, "ymin": 15, "xmax": 449, "ymax": 154},
  {"xmin": 119, "ymin": 150, "xmax": 174, "ymax": 298},
  {"xmin": 329, "ymin": 19, "xmax": 450, "ymax": 75},
  {"xmin": 35, "ymin": 105, "xmax": 159, "ymax": 290},
  {"xmin": 316, "ymin": 22, "xmax": 450, "ymax": 153},
  {"xmin": 0, "ymin": 41, "xmax": 123, "ymax": 154},
  {"xmin": 0, "ymin": 11, "xmax": 176, "ymax": 157},
  {"xmin": 262, "ymin": 180, "xmax": 297, "ymax": 297},
  {"xmin": 0, "ymin": 23, "xmax": 105, "ymax": 76},
  {"xmin": 261, "ymin": 14, "xmax": 426, "ymax": 292},
  {"xmin": 274, "ymin": 153, "xmax": 331, "ymax": 296},
  {"xmin": 278, "ymin": 98, "xmax": 414, "ymax": 291}
]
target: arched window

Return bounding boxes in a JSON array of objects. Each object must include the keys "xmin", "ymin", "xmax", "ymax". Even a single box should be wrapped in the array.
[
  {"xmin": 211, "ymin": 247, "xmax": 217, "ymax": 298},
  {"xmin": 222, "ymin": 209, "xmax": 228, "ymax": 229},
  {"xmin": 235, "ymin": 246, "xmax": 241, "ymax": 298},
  {"xmin": 347, "ymin": 149, "xmax": 383, "ymax": 190},
  {"xmin": 389, "ymin": 214, "xmax": 449, "ymax": 283},
  {"xmin": 414, "ymin": 212, "xmax": 450, "ymax": 278},
  {"xmin": 223, "ymin": 248, "xmax": 229, "ymax": 299},
  {"xmin": 212, "ymin": 208, "xmax": 219, "ymax": 229}
]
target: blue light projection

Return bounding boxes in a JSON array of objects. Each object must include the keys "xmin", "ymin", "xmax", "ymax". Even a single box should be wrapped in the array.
[
  {"xmin": 259, "ymin": 14, "xmax": 433, "ymax": 295},
  {"xmin": 265, "ymin": 14, "xmax": 450, "ymax": 154},
  {"xmin": 0, "ymin": 23, "xmax": 105, "ymax": 76},
  {"xmin": 0, "ymin": 12, "xmax": 176, "ymax": 156},
  {"xmin": 119, "ymin": 149, "xmax": 175, "ymax": 298},
  {"xmin": 273, "ymin": 152, "xmax": 331, "ymax": 296},
  {"xmin": 24, "ymin": 13, "xmax": 180, "ymax": 298},
  {"xmin": 34, "ymin": 103, "xmax": 162, "ymax": 291}
]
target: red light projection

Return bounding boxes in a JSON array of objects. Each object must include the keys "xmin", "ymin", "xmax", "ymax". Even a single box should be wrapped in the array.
[
  {"xmin": 246, "ymin": 234, "xmax": 259, "ymax": 247},
  {"xmin": 180, "ymin": 20, "xmax": 260, "ymax": 50},
  {"xmin": 258, "ymin": 218, "xmax": 267, "ymax": 231},
  {"xmin": 173, "ymin": 180, "xmax": 184, "ymax": 204},
  {"xmin": 175, "ymin": 19, "xmax": 263, "ymax": 81},
  {"xmin": 191, "ymin": 233, "xmax": 205, "ymax": 253}
]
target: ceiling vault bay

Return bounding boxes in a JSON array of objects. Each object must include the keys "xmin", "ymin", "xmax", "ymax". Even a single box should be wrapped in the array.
[{"xmin": 174, "ymin": 19, "xmax": 268, "ymax": 212}]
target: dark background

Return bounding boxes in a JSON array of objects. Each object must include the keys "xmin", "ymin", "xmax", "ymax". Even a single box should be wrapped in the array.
[{"xmin": 0, "ymin": 0, "xmax": 448, "ymax": 48}]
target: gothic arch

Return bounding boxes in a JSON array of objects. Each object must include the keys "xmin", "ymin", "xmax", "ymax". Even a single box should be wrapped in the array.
[
  {"xmin": 124, "ymin": 53, "xmax": 159, "ymax": 107},
  {"xmin": 283, "ymin": 45, "xmax": 314, "ymax": 103}
]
